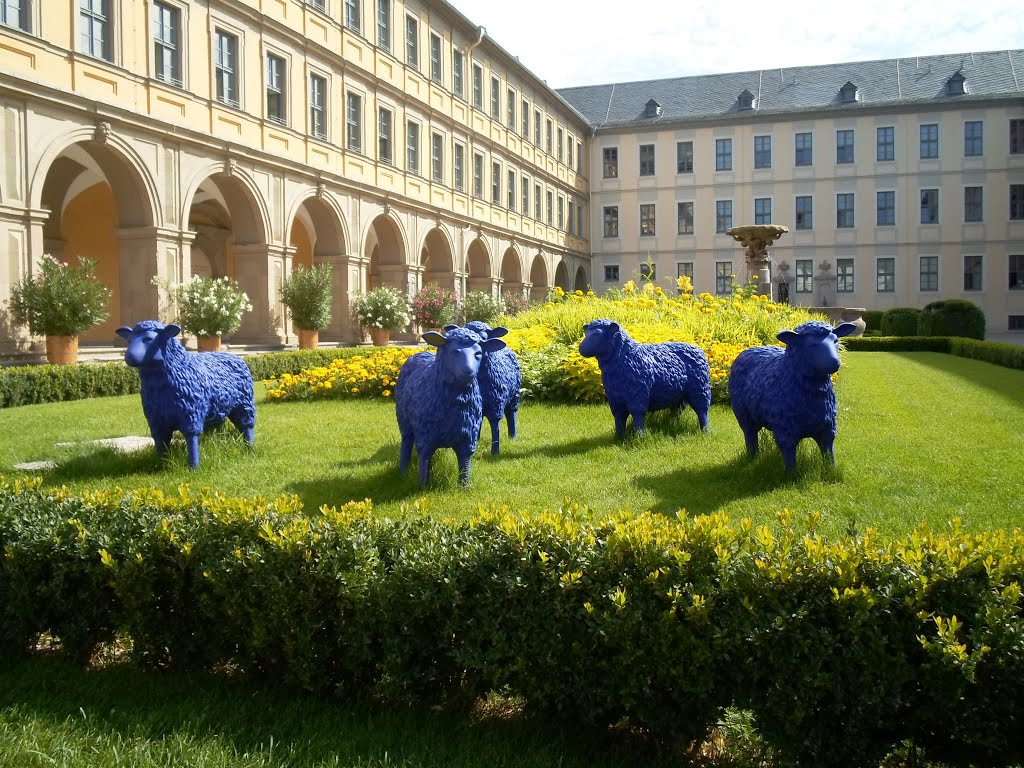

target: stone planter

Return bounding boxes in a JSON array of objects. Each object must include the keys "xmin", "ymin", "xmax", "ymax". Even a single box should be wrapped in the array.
[
  {"xmin": 45, "ymin": 335, "xmax": 78, "ymax": 365},
  {"xmin": 196, "ymin": 335, "xmax": 222, "ymax": 352},
  {"xmin": 298, "ymin": 329, "xmax": 319, "ymax": 349},
  {"xmin": 370, "ymin": 328, "xmax": 390, "ymax": 347}
]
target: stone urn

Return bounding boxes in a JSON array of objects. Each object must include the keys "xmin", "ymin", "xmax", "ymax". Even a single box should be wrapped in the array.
[
  {"xmin": 298, "ymin": 329, "xmax": 319, "ymax": 349},
  {"xmin": 370, "ymin": 327, "xmax": 390, "ymax": 347},
  {"xmin": 196, "ymin": 335, "xmax": 222, "ymax": 353}
]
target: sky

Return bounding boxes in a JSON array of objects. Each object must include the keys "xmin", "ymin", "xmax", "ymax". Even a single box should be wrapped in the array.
[{"xmin": 445, "ymin": 0, "xmax": 1024, "ymax": 89}]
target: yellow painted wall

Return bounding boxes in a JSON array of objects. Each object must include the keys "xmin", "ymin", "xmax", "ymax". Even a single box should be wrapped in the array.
[
  {"xmin": 62, "ymin": 183, "xmax": 119, "ymax": 344},
  {"xmin": 289, "ymin": 221, "xmax": 313, "ymax": 269}
]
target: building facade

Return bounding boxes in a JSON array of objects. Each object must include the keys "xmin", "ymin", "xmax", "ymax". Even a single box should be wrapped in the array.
[
  {"xmin": 559, "ymin": 52, "xmax": 1024, "ymax": 334},
  {"xmin": 0, "ymin": 0, "xmax": 591, "ymax": 351}
]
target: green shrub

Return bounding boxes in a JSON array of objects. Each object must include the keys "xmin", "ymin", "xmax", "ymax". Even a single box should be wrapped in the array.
[
  {"xmin": 947, "ymin": 338, "xmax": 1024, "ymax": 370},
  {"xmin": 3, "ymin": 480, "xmax": 1024, "ymax": 766},
  {"xmin": 880, "ymin": 307, "xmax": 921, "ymax": 337},
  {"xmin": 459, "ymin": 291, "xmax": 505, "ymax": 325},
  {"xmin": 843, "ymin": 336, "xmax": 951, "ymax": 353},
  {"xmin": 862, "ymin": 310, "xmax": 884, "ymax": 332},
  {"xmin": 918, "ymin": 299, "xmax": 986, "ymax": 340},
  {"xmin": 0, "ymin": 362, "xmax": 140, "ymax": 408}
]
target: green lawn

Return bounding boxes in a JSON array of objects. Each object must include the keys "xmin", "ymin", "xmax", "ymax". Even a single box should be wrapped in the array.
[{"xmin": 1, "ymin": 351, "xmax": 1022, "ymax": 536}]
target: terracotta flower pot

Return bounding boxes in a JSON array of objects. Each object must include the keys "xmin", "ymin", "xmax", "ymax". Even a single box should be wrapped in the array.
[
  {"xmin": 370, "ymin": 328, "xmax": 390, "ymax": 347},
  {"xmin": 197, "ymin": 335, "xmax": 222, "ymax": 352},
  {"xmin": 45, "ymin": 335, "xmax": 79, "ymax": 365},
  {"xmin": 298, "ymin": 329, "xmax": 319, "ymax": 349}
]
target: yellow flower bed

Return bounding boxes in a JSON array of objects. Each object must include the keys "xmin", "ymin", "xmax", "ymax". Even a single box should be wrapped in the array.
[{"xmin": 265, "ymin": 347, "xmax": 418, "ymax": 401}]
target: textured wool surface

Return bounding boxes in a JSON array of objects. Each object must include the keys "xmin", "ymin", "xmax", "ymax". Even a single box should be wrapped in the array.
[
  {"xmin": 728, "ymin": 320, "xmax": 856, "ymax": 471},
  {"xmin": 578, "ymin": 318, "xmax": 711, "ymax": 437},
  {"xmin": 464, "ymin": 321, "xmax": 522, "ymax": 454},
  {"xmin": 117, "ymin": 320, "xmax": 256, "ymax": 469},
  {"xmin": 395, "ymin": 326, "xmax": 506, "ymax": 486}
]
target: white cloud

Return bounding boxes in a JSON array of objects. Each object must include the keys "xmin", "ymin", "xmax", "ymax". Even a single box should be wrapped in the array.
[{"xmin": 448, "ymin": 0, "xmax": 1024, "ymax": 87}]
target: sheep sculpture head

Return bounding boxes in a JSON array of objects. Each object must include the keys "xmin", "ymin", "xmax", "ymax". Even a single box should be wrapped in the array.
[
  {"xmin": 117, "ymin": 320, "xmax": 183, "ymax": 368},
  {"xmin": 778, "ymin": 320, "xmax": 855, "ymax": 377},
  {"xmin": 421, "ymin": 327, "xmax": 506, "ymax": 383},
  {"xmin": 578, "ymin": 318, "xmax": 623, "ymax": 360}
]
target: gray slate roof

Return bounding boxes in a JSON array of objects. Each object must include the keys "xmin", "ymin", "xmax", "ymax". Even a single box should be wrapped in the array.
[{"xmin": 557, "ymin": 50, "xmax": 1024, "ymax": 130}]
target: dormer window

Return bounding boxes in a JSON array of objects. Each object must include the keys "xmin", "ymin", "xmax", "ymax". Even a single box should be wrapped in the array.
[
  {"xmin": 839, "ymin": 81, "xmax": 859, "ymax": 103},
  {"xmin": 948, "ymin": 70, "xmax": 968, "ymax": 96},
  {"xmin": 737, "ymin": 89, "xmax": 755, "ymax": 110},
  {"xmin": 644, "ymin": 98, "xmax": 662, "ymax": 118}
]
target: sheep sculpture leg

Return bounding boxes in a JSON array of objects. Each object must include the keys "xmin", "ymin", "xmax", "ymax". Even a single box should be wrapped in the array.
[
  {"xmin": 487, "ymin": 417, "xmax": 501, "ymax": 454},
  {"xmin": 505, "ymin": 406, "xmax": 517, "ymax": 439},
  {"xmin": 455, "ymin": 445, "xmax": 474, "ymax": 488},
  {"xmin": 399, "ymin": 435, "xmax": 414, "ymax": 475},
  {"xmin": 185, "ymin": 433, "xmax": 201, "ymax": 470},
  {"xmin": 151, "ymin": 426, "xmax": 174, "ymax": 457}
]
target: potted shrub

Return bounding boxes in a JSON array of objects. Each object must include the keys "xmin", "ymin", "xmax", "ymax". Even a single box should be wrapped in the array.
[
  {"xmin": 280, "ymin": 263, "xmax": 333, "ymax": 349},
  {"xmin": 156, "ymin": 275, "xmax": 253, "ymax": 352},
  {"xmin": 459, "ymin": 290, "xmax": 504, "ymax": 325},
  {"xmin": 352, "ymin": 286, "xmax": 410, "ymax": 346},
  {"xmin": 8, "ymin": 254, "xmax": 111, "ymax": 364},
  {"xmin": 410, "ymin": 283, "xmax": 459, "ymax": 331}
]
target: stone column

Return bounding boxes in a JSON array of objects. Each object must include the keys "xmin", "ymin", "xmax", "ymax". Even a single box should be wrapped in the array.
[{"xmin": 233, "ymin": 243, "xmax": 288, "ymax": 345}]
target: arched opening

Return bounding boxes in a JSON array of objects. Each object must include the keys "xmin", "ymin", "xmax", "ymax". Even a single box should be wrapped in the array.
[
  {"xmin": 422, "ymin": 227, "xmax": 456, "ymax": 290},
  {"xmin": 554, "ymin": 260, "xmax": 570, "ymax": 292},
  {"xmin": 500, "ymin": 247, "xmax": 523, "ymax": 300},
  {"xmin": 529, "ymin": 254, "xmax": 550, "ymax": 302},
  {"xmin": 466, "ymin": 237, "xmax": 492, "ymax": 295},
  {"xmin": 36, "ymin": 140, "xmax": 157, "ymax": 342},
  {"xmin": 365, "ymin": 213, "xmax": 407, "ymax": 292},
  {"xmin": 287, "ymin": 195, "xmax": 349, "ymax": 341},
  {"xmin": 574, "ymin": 265, "xmax": 588, "ymax": 292}
]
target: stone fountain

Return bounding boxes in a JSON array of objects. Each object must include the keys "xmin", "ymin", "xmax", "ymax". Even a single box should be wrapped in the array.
[{"xmin": 725, "ymin": 224, "xmax": 789, "ymax": 300}]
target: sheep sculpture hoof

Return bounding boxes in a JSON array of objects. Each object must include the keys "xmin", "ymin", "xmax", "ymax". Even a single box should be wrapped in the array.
[{"xmin": 728, "ymin": 320, "xmax": 857, "ymax": 471}]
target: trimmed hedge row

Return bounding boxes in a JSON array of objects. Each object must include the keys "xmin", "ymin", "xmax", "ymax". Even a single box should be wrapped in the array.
[
  {"xmin": 845, "ymin": 335, "xmax": 1024, "ymax": 370},
  {"xmin": 2, "ymin": 478, "xmax": 1023, "ymax": 768}
]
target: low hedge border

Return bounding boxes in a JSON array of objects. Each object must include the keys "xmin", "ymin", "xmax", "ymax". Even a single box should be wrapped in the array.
[
  {"xmin": 2, "ymin": 478, "xmax": 1023, "ymax": 767},
  {"xmin": 845, "ymin": 335, "xmax": 1024, "ymax": 370}
]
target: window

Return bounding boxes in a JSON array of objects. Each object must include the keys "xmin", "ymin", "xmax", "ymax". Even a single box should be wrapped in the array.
[
  {"xmin": 754, "ymin": 135, "xmax": 772, "ymax": 169},
  {"xmin": 677, "ymin": 262, "xmax": 694, "ymax": 282},
  {"xmin": 715, "ymin": 138, "xmax": 732, "ymax": 171},
  {"xmin": 567, "ymin": 138, "xmax": 573, "ymax": 169},
  {"xmin": 405, "ymin": 121, "xmax": 419, "ymax": 174},
  {"xmin": 1011, "ymin": 119, "xmax": 1024, "ymax": 154},
  {"xmin": 964, "ymin": 186, "xmax": 983, "ymax": 222},
  {"xmin": 603, "ymin": 147, "xmax": 618, "ymax": 178},
  {"xmin": 1010, "ymin": 316, "xmax": 1024, "ymax": 330},
  {"xmin": 522, "ymin": 175, "xmax": 529, "ymax": 214},
  {"xmin": 715, "ymin": 262, "xmax": 732, "ymax": 295},
  {"xmin": 1, "ymin": 0, "xmax": 29, "ymax": 31},
  {"xmin": 344, "ymin": 0, "xmax": 359, "ymax": 32},
  {"xmin": 640, "ymin": 263, "xmax": 656, "ymax": 281},
  {"xmin": 754, "ymin": 197, "xmax": 771, "ymax": 225},
  {"xmin": 795, "ymin": 259, "xmax": 813, "ymax": 293},
  {"xmin": 577, "ymin": 204, "xmax": 583, "ymax": 238},
  {"xmin": 677, "ymin": 202, "xmax": 694, "ymax": 234},
  {"xmin": 491, "ymin": 161, "xmax": 500, "ymax": 204},
  {"xmin": 405, "ymin": 15, "xmax": 418, "ymax": 69},
  {"xmin": 534, "ymin": 109, "xmax": 540, "ymax": 144},
  {"xmin": 266, "ymin": 53, "xmax": 286, "ymax": 125},
  {"xmin": 1011, "ymin": 255, "xmax": 1024, "ymax": 290},
  {"xmin": 837, "ymin": 193, "xmax": 854, "ymax": 228},
  {"xmin": 153, "ymin": 2, "xmax": 181, "ymax": 86},
  {"xmin": 80, "ymin": 0, "xmax": 112, "ymax": 61},
  {"xmin": 876, "ymin": 191, "xmax": 895, "ymax": 226},
  {"xmin": 452, "ymin": 49, "xmax": 464, "ymax": 97},
  {"xmin": 214, "ymin": 29, "xmax": 238, "ymax": 107},
  {"xmin": 639, "ymin": 144, "xmax": 655, "ymax": 176},
  {"xmin": 431, "ymin": 132, "xmax": 443, "ymax": 182},
  {"xmin": 429, "ymin": 33, "xmax": 441, "ymax": 83},
  {"xmin": 795, "ymin": 132, "xmax": 812, "ymax": 166},
  {"xmin": 472, "ymin": 63, "xmax": 482, "ymax": 108},
  {"xmin": 677, "ymin": 141, "xmax": 693, "ymax": 173},
  {"xmin": 604, "ymin": 265, "xmax": 619, "ymax": 282},
  {"xmin": 876, "ymin": 258, "xmax": 895, "ymax": 292},
  {"xmin": 876, "ymin": 126, "xmax": 894, "ymax": 161},
  {"xmin": 308, "ymin": 0, "xmax": 326, "ymax": 11},
  {"xmin": 521, "ymin": 99, "xmax": 529, "ymax": 137},
  {"xmin": 490, "ymin": 76, "xmax": 500, "ymax": 120},
  {"xmin": 964, "ymin": 121, "xmax": 983, "ymax": 156},
  {"xmin": 545, "ymin": 191, "xmax": 552, "ymax": 225},
  {"xmin": 377, "ymin": 107, "xmax": 392, "ymax": 164},
  {"xmin": 534, "ymin": 183, "xmax": 541, "ymax": 220},
  {"xmin": 715, "ymin": 200, "xmax": 732, "ymax": 233},
  {"xmin": 376, "ymin": 0, "xmax": 390, "ymax": 50},
  {"xmin": 454, "ymin": 143, "xmax": 464, "ymax": 191},
  {"xmin": 545, "ymin": 119, "xmax": 552, "ymax": 154},
  {"xmin": 837, "ymin": 258, "xmax": 854, "ymax": 293},
  {"xmin": 964, "ymin": 255, "xmax": 983, "ymax": 291},
  {"xmin": 795, "ymin": 195, "xmax": 813, "ymax": 230},
  {"xmin": 836, "ymin": 129, "xmax": 854, "ymax": 164},
  {"xmin": 920, "ymin": 256, "xmax": 938, "ymax": 291},
  {"xmin": 576, "ymin": 140, "xmax": 583, "ymax": 173},
  {"xmin": 920, "ymin": 189, "xmax": 939, "ymax": 224},
  {"xmin": 346, "ymin": 92, "xmax": 362, "ymax": 151},
  {"xmin": 603, "ymin": 206, "xmax": 618, "ymax": 238},
  {"xmin": 507, "ymin": 89, "xmax": 515, "ymax": 129},
  {"xmin": 309, "ymin": 74, "xmax": 327, "ymax": 139},
  {"xmin": 920, "ymin": 124, "xmax": 939, "ymax": 159},
  {"xmin": 1011, "ymin": 184, "xmax": 1024, "ymax": 220},
  {"xmin": 507, "ymin": 170, "xmax": 515, "ymax": 210},
  {"xmin": 557, "ymin": 196, "xmax": 564, "ymax": 229},
  {"xmin": 472, "ymin": 152, "xmax": 483, "ymax": 197},
  {"xmin": 640, "ymin": 203, "xmax": 655, "ymax": 236},
  {"xmin": 553, "ymin": 127, "xmax": 562, "ymax": 162}
]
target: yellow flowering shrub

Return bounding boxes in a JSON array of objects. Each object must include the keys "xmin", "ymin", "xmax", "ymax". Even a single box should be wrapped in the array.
[{"xmin": 265, "ymin": 347, "xmax": 418, "ymax": 401}]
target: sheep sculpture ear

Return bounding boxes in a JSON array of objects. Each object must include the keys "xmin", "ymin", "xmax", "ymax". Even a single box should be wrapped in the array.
[
  {"xmin": 487, "ymin": 326, "xmax": 509, "ymax": 338},
  {"xmin": 481, "ymin": 338, "xmax": 507, "ymax": 353},
  {"xmin": 159, "ymin": 324, "xmax": 182, "ymax": 340},
  {"xmin": 776, "ymin": 329, "xmax": 799, "ymax": 345},
  {"xmin": 833, "ymin": 322, "xmax": 858, "ymax": 338},
  {"xmin": 423, "ymin": 331, "xmax": 447, "ymax": 347},
  {"xmin": 116, "ymin": 326, "xmax": 134, "ymax": 340},
  {"xmin": 442, "ymin": 324, "xmax": 460, "ymax": 332}
]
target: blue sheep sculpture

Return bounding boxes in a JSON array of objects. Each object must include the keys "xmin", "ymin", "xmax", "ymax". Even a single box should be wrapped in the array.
[
  {"xmin": 578, "ymin": 319, "xmax": 711, "ymax": 438},
  {"xmin": 728, "ymin": 320, "xmax": 857, "ymax": 471},
  {"xmin": 395, "ymin": 325, "xmax": 506, "ymax": 487},
  {"xmin": 463, "ymin": 320, "xmax": 522, "ymax": 454},
  {"xmin": 117, "ymin": 320, "xmax": 256, "ymax": 469}
]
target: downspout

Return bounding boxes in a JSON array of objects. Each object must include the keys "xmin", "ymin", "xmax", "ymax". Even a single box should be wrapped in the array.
[{"xmin": 466, "ymin": 25, "xmax": 485, "ymax": 59}]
